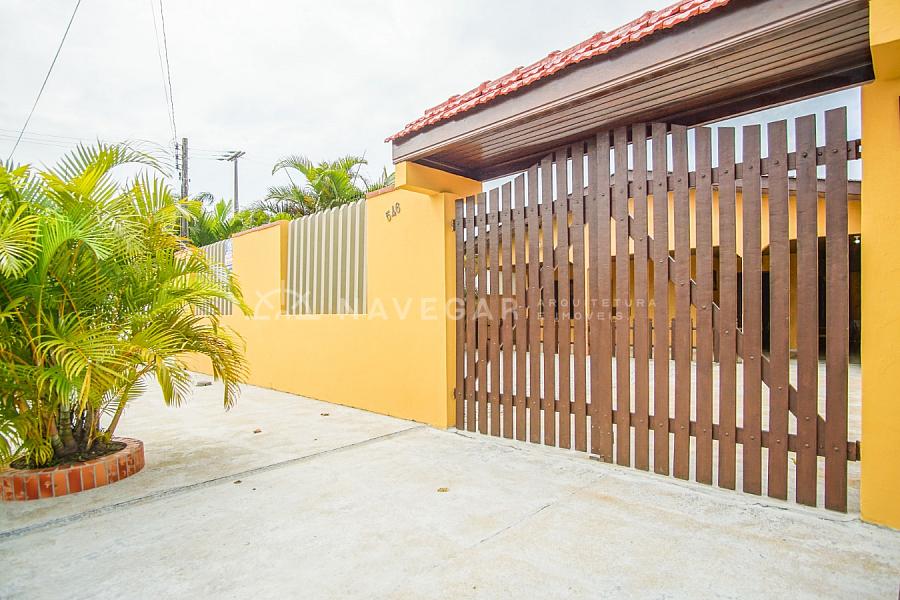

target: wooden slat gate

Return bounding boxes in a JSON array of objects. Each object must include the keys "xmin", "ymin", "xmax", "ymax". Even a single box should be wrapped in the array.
[{"xmin": 454, "ymin": 108, "xmax": 861, "ymax": 511}]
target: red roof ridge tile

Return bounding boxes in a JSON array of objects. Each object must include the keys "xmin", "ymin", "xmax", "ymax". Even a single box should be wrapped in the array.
[{"xmin": 387, "ymin": 0, "xmax": 732, "ymax": 142}]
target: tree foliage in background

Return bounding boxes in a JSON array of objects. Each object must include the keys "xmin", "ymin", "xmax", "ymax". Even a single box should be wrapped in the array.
[
  {"xmin": 0, "ymin": 144, "xmax": 250, "ymax": 468},
  {"xmin": 188, "ymin": 158, "xmax": 395, "ymax": 247},
  {"xmin": 187, "ymin": 193, "xmax": 244, "ymax": 247},
  {"xmin": 263, "ymin": 155, "xmax": 367, "ymax": 217},
  {"xmin": 365, "ymin": 167, "xmax": 395, "ymax": 193},
  {"xmin": 186, "ymin": 193, "xmax": 291, "ymax": 247}
]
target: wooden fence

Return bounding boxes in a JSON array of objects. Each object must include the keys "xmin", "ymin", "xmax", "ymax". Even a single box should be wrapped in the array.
[
  {"xmin": 454, "ymin": 108, "xmax": 860, "ymax": 511},
  {"xmin": 198, "ymin": 239, "xmax": 233, "ymax": 316},
  {"xmin": 286, "ymin": 200, "xmax": 367, "ymax": 315}
]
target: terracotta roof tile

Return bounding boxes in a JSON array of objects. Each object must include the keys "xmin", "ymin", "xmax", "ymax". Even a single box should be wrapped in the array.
[{"xmin": 387, "ymin": 0, "xmax": 732, "ymax": 142}]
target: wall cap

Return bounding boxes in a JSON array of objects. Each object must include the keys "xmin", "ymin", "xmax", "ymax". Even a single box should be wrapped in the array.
[{"xmin": 231, "ymin": 220, "xmax": 288, "ymax": 239}]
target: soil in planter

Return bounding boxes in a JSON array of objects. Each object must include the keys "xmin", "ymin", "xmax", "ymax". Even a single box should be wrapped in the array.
[{"xmin": 10, "ymin": 440, "xmax": 126, "ymax": 470}]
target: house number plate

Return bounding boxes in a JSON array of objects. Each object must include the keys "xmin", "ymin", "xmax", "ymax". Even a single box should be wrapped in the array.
[{"xmin": 385, "ymin": 202, "xmax": 401, "ymax": 222}]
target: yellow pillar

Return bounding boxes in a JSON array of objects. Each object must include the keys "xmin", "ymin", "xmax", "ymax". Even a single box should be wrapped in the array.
[
  {"xmin": 860, "ymin": 0, "xmax": 900, "ymax": 529},
  {"xmin": 392, "ymin": 162, "xmax": 481, "ymax": 428},
  {"xmin": 231, "ymin": 220, "xmax": 289, "ymax": 318}
]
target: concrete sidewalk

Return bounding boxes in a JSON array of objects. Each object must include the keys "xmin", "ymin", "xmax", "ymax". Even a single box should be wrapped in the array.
[{"xmin": 1, "ymin": 379, "xmax": 898, "ymax": 599}]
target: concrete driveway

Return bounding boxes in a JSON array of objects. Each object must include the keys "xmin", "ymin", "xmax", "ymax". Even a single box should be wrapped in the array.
[{"xmin": 1, "ymin": 379, "xmax": 898, "ymax": 599}]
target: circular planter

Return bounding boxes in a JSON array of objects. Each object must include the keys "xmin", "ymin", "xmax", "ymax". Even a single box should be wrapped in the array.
[{"xmin": 0, "ymin": 438, "xmax": 144, "ymax": 502}]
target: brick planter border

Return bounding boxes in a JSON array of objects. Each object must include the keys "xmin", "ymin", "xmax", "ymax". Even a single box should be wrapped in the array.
[{"xmin": 0, "ymin": 438, "xmax": 144, "ymax": 502}]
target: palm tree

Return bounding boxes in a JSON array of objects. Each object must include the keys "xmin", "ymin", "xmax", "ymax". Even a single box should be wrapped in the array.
[
  {"xmin": 0, "ymin": 143, "xmax": 249, "ymax": 468},
  {"xmin": 364, "ymin": 167, "xmax": 395, "ymax": 193},
  {"xmin": 188, "ymin": 193, "xmax": 297, "ymax": 247},
  {"xmin": 264, "ymin": 155, "xmax": 367, "ymax": 216},
  {"xmin": 187, "ymin": 194, "xmax": 244, "ymax": 247}
]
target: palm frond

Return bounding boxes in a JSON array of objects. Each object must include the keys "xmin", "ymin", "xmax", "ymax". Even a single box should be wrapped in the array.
[
  {"xmin": 0, "ymin": 142, "xmax": 249, "ymax": 466},
  {"xmin": 0, "ymin": 205, "xmax": 40, "ymax": 277}
]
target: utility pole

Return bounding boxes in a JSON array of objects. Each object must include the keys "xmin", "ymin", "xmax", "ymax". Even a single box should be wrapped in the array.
[
  {"xmin": 221, "ymin": 150, "xmax": 245, "ymax": 212},
  {"xmin": 180, "ymin": 137, "xmax": 189, "ymax": 237}
]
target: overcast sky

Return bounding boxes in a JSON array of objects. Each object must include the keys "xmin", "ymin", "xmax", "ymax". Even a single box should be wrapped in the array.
[{"xmin": 1, "ymin": 0, "xmax": 861, "ymax": 206}]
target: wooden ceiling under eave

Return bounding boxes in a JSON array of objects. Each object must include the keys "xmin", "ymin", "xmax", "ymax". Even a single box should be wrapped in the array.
[{"xmin": 390, "ymin": 0, "xmax": 873, "ymax": 181}]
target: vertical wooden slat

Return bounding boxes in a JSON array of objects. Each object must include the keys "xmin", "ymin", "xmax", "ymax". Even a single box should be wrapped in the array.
[
  {"xmin": 295, "ymin": 219, "xmax": 303, "ymax": 313},
  {"xmin": 356, "ymin": 199, "xmax": 365, "ymax": 312},
  {"xmin": 672, "ymin": 125, "xmax": 691, "ymax": 480},
  {"xmin": 742, "ymin": 124, "xmax": 763, "ymax": 495},
  {"xmin": 299, "ymin": 219, "xmax": 306, "ymax": 313},
  {"xmin": 332, "ymin": 204, "xmax": 342, "ymax": 314},
  {"xmin": 350, "ymin": 204, "xmax": 357, "ymax": 312},
  {"xmin": 317, "ymin": 211, "xmax": 326, "ymax": 314},
  {"xmin": 476, "ymin": 192, "xmax": 489, "ymax": 434},
  {"xmin": 322, "ymin": 211, "xmax": 331, "ymax": 313},
  {"xmin": 527, "ymin": 166, "xmax": 542, "ymax": 443},
  {"xmin": 767, "ymin": 119, "xmax": 790, "ymax": 500},
  {"xmin": 220, "ymin": 241, "xmax": 226, "ymax": 314},
  {"xmin": 613, "ymin": 126, "xmax": 631, "ymax": 466},
  {"xmin": 344, "ymin": 205, "xmax": 354, "ymax": 312},
  {"xmin": 358, "ymin": 200, "xmax": 367, "ymax": 313},
  {"xmin": 302, "ymin": 217, "xmax": 311, "ymax": 313},
  {"xmin": 204, "ymin": 243, "xmax": 210, "ymax": 310},
  {"xmin": 211, "ymin": 243, "xmax": 217, "ymax": 313},
  {"xmin": 226, "ymin": 240, "xmax": 232, "ymax": 314},
  {"xmin": 217, "ymin": 242, "xmax": 224, "ymax": 313},
  {"xmin": 335, "ymin": 206, "xmax": 343, "ymax": 313},
  {"xmin": 489, "ymin": 188, "xmax": 502, "ymax": 437},
  {"xmin": 211, "ymin": 242, "xmax": 225, "ymax": 313},
  {"xmin": 336, "ymin": 206, "xmax": 343, "ymax": 312},
  {"xmin": 354, "ymin": 200, "xmax": 362, "ymax": 312},
  {"xmin": 465, "ymin": 196, "xmax": 478, "ymax": 432},
  {"xmin": 695, "ymin": 126, "xmax": 714, "ymax": 485},
  {"xmin": 632, "ymin": 124, "xmax": 650, "ymax": 471},
  {"xmin": 294, "ymin": 220, "xmax": 303, "ymax": 314},
  {"xmin": 311, "ymin": 213, "xmax": 319, "ymax": 312},
  {"xmin": 571, "ymin": 142, "xmax": 588, "ymax": 452},
  {"xmin": 309, "ymin": 215, "xmax": 317, "ymax": 313},
  {"xmin": 329, "ymin": 207, "xmax": 337, "ymax": 313},
  {"xmin": 824, "ymin": 107, "xmax": 849, "ymax": 512},
  {"xmin": 540, "ymin": 155, "xmax": 557, "ymax": 446},
  {"xmin": 348, "ymin": 202, "xmax": 357, "ymax": 311},
  {"xmin": 304, "ymin": 215, "xmax": 313, "ymax": 313},
  {"xmin": 557, "ymin": 148, "xmax": 572, "ymax": 449},
  {"xmin": 795, "ymin": 115, "xmax": 819, "ymax": 506},
  {"xmin": 343, "ymin": 204, "xmax": 352, "ymax": 313},
  {"xmin": 651, "ymin": 123, "xmax": 670, "ymax": 476},
  {"xmin": 331, "ymin": 207, "xmax": 339, "ymax": 313},
  {"xmin": 717, "ymin": 127, "xmax": 738, "ymax": 490},
  {"xmin": 455, "ymin": 199, "xmax": 466, "ymax": 430},
  {"xmin": 287, "ymin": 221, "xmax": 296, "ymax": 314},
  {"xmin": 590, "ymin": 133, "xmax": 613, "ymax": 461},
  {"xmin": 319, "ymin": 211, "xmax": 326, "ymax": 313},
  {"xmin": 514, "ymin": 175, "xmax": 529, "ymax": 441},
  {"xmin": 300, "ymin": 217, "xmax": 316, "ymax": 314},
  {"xmin": 501, "ymin": 183, "xmax": 515, "ymax": 439}
]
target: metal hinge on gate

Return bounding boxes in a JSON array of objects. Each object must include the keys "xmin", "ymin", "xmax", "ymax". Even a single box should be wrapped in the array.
[{"xmin": 451, "ymin": 218, "xmax": 456, "ymax": 231}]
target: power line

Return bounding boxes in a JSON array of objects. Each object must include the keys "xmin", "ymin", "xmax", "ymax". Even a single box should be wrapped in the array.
[
  {"xmin": 0, "ymin": 126, "xmax": 179, "ymax": 152},
  {"xmin": 7, "ymin": 0, "xmax": 82, "ymax": 161},
  {"xmin": 0, "ymin": 126, "xmax": 90, "ymax": 142},
  {"xmin": 0, "ymin": 133, "xmax": 177, "ymax": 173},
  {"xmin": 0, "ymin": 129, "xmax": 174, "ymax": 156},
  {"xmin": 0, "ymin": 133, "xmax": 76, "ymax": 151},
  {"xmin": 1, "ymin": 123, "xmax": 243, "ymax": 177},
  {"xmin": 0, "ymin": 125, "xmax": 235, "ymax": 160},
  {"xmin": 149, "ymin": 0, "xmax": 175, "ymax": 144},
  {"xmin": 158, "ymin": 0, "xmax": 178, "ymax": 142}
]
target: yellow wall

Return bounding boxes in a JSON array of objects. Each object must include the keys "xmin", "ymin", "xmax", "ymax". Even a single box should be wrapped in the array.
[
  {"xmin": 860, "ymin": 0, "xmax": 900, "ymax": 530},
  {"xmin": 185, "ymin": 163, "xmax": 480, "ymax": 429}
]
